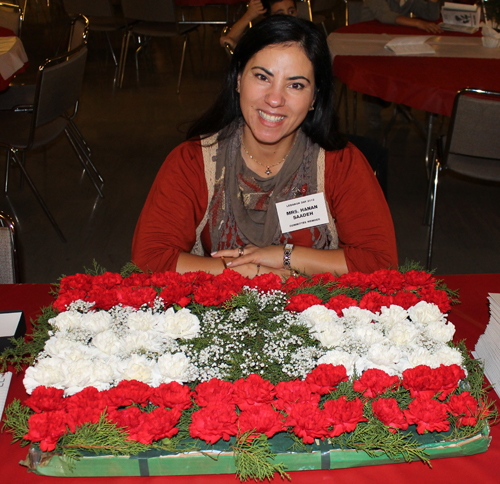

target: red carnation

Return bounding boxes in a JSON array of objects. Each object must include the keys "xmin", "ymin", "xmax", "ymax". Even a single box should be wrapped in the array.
[
  {"xmin": 337, "ymin": 272, "xmax": 370, "ymax": 290},
  {"xmin": 281, "ymin": 274, "xmax": 310, "ymax": 293},
  {"xmin": 285, "ymin": 293, "xmax": 323, "ymax": 312},
  {"xmin": 310, "ymin": 273, "xmax": 338, "ymax": 286},
  {"xmin": 402, "ymin": 365, "xmax": 465, "ymax": 401},
  {"xmin": 274, "ymin": 380, "xmax": 320, "ymax": 412},
  {"xmin": 92, "ymin": 272, "xmax": 123, "ymax": 289},
  {"xmin": 159, "ymin": 284, "xmax": 193, "ymax": 308},
  {"xmin": 353, "ymin": 369, "xmax": 399, "ymax": 398},
  {"xmin": 24, "ymin": 410, "xmax": 69, "ymax": 451},
  {"xmin": 150, "ymin": 272, "xmax": 182, "ymax": 287},
  {"xmin": 193, "ymin": 282, "xmax": 237, "ymax": 306},
  {"xmin": 233, "ymin": 374, "xmax": 276, "ymax": 411},
  {"xmin": 59, "ymin": 273, "xmax": 93, "ymax": 294},
  {"xmin": 447, "ymin": 392, "xmax": 489, "ymax": 427},
  {"xmin": 25, "ymin": 386, "xmax": 66, "ymax": 413},
  {"xmin": 417, "ymin": 286, "xmax": 452, "ymax": 313},
  {"xmin": 194, "ymin": 379, "xmax": 236, "ymax": 407},
  {"xmin": 121, "ymin": 273, "xmax": 153, "ymax": 287},
  {"xmin": 323, "ymin": 396, "xmax": 367, "ymax": 437},
  {"xmin": 127, "ymin": 408, "xmax": 181, "ymax": 444},
  {"xmin": 85, "ymin": 287, "xmax": 120, "ymax": 310},
  {"xmin": 285, "ymin": 402, "xmax": 328, "ymax": 444},
  {"xmin": 404, "ymin": 271, "xmax": 435, "ymax": 291},
  {"xmin": 325, "ymin": 294, "xmax": 358, "ymax": 316},
  {"xmin": 116, "ymin": 286, "xmax": 158, "ymax": 309},
  {"xmin": 367, "ymin": 269, "xmax": 406, "ymax": 294},
  {"xmin": 238, "ymin": 404, "xmax": 285, "ymax": 440},
  {"xmin": 189, "ymin": 404, "xmax": 238, "ymax": 444},
  {"xmin": 404, "ymin": 396, "xmax": 450, "ymax": 434},
  {"xmin": 245, "ymin": 273, "xmax": 283, "ymax": 292},
  {"xmin": 150, "ymin": 382, "xmax": 193, "ymax": 411},
  {"xmin": 305, "ymin": 364, "xmax": 348, "ymax": 395},
  {"xmin": 107, "ymin": 406, "xmax": 143, "ymax": 430},
  {"xmin": 371, "ymin": 398, "xmax": 408, "ymax": 433},
  {"xmin": 359, "ymin": 291, "xmax": 390, "ymax": 313},
  {"xmin": 436, "ymin": 364, "xmax": 466, "ymax": 400},
  {"xmin": 54, "ymin": 289, "xmax": 88, "ymax": 312},
  {"xmin": 105, "ymin": 380, "xmax": 152, "ymax": 407},
  {"xmin": 182, "ymin": 270, "xmax": 215, "ymax": 287},
  {"xmin": 389, "ymin": 291, "xmax": 420, "ymax": 310}
]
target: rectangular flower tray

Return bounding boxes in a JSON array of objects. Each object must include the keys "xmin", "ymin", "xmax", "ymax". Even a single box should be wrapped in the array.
[{"xmin": 25, "ymin": 428, "xmax": 491, "ymax": 477}]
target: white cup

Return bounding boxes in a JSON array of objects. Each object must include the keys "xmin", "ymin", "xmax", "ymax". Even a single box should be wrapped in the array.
[{"xmin": 482, "ymin": 36, "xmax": 500, "ymax": 48}]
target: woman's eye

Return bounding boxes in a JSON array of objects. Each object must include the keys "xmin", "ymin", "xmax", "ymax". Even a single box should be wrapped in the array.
[
  {"xmin": 255, "ymin": 73, "xmax": 268, "ymax": 81},
  {"xmin": 290, "ymin": 82, "xmax": 305, "ymax": 90}
]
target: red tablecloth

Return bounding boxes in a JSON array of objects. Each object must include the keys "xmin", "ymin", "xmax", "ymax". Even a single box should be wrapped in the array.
[
  {"xmin": 332, "ymin": 21, "xmax": 500, "ymax": 116},
  {"xmin": 1, "ymin": 274, "xmax": 499, "ymax": 484},
  {"xmin": 0, "ymin": 26, "xmax": 26, "ymax": 91}
]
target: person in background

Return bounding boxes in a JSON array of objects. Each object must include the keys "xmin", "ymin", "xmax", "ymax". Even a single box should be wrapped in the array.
[
  {"xmin": 132, "ymin": 16, "xmax": 397, "ymax": 279},
  {"xmin": 361, "ymin": 0, "xmax": 442, "ymax": 130},
  {"xmin": 361, "ymin": 0, "xmax": 443, "ymax": 33},
  {"xmin": 220, "ymin": 0, "xmax": 298, "ymax": 50}
]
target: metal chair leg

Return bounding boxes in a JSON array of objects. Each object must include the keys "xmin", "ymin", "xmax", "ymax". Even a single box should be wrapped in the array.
[
  {"xmin": 177, "ymin": 34, "xmax": 188, "ymax": 94},
  {"xmin": 426, "ymin": 158, "xmax": 440, "ymax": 271},
  {"xmin": 119, "ymin": 30, "xmax": 132, "ymax": 88},
  {"xmin": 10, "ymin": 150, "xmax": 66, "ymax": 242}
]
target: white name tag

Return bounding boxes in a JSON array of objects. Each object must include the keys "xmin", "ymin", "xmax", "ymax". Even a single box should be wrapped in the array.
[{"xmin": 276, "ymin": 193, "xmax": 329, "ymax": 234}]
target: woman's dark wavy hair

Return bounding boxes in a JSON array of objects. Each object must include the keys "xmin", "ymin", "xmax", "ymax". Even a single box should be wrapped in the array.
[{"xmin": 186, "ymin": 15, "xmax": 346, "ymax": 151}]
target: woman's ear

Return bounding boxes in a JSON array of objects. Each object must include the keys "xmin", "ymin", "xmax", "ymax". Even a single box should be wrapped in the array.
[{"xmin": 236, "ymin": 75, "xmax": 241, "ymax": 93}]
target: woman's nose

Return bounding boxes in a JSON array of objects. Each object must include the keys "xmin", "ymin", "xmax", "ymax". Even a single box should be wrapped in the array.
[{"xmin": 265, "ymin": 86, "xmax": 285, "ymax": 107}]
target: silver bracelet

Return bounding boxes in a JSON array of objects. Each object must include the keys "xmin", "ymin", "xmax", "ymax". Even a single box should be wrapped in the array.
[{"xmin": 283, "ymin": 243, "xmax": 293, "ymax": 269}]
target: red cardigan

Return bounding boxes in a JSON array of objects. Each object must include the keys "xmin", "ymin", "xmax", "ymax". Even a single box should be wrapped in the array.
[{"xmin": 132, "ymin": 140, "xmax": 398, "ymax": 274}]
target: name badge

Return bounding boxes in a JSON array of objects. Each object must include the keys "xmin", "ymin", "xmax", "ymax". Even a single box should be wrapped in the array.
[{"xmin": 276, "ymin": 193, "xmax": 329, "ymax": 234}]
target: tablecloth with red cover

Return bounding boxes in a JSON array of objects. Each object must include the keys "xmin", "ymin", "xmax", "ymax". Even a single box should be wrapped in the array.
[
  {"xmin": 332, "ymin": 21, "xmax": 500, "ymax": 116},
  {"xmin": 0, "ymin": 26, "xmax": 26, "ymax": 91},
  {"xmin": 1, "ymin": 273, "xmax": 499, "ymax": 484}
]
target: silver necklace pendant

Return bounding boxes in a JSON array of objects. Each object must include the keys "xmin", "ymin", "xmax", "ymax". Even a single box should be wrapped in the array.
[{"xmin": 265, "ymin": 166, "xmax": 272, "ymax": 175}]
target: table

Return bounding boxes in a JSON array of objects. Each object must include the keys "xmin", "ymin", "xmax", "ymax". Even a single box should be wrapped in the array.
[
  {"xmin": 330, "ymin": 20, "xmax": 500, "ymax": 117},
  {"xmin": 1, "ymin": 274, "xmax": 500, "ymax": 484},
  {"xmin": 0, "ymin": 26, "xmax": 27, "ymax": 91}
]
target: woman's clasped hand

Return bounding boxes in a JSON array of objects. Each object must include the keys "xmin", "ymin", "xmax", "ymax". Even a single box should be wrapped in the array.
[{"xmin": 132, "ymin": 16, "xmax": 398, "ymax": 279}]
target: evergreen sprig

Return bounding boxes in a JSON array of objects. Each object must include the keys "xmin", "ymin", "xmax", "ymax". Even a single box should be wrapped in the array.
[
  {"xmin": 0, "ymin": 305, "xmax": 55, "ymax": 372},
  {"xmin": 2, "ymin": 398, "xmax": 33, "ymax": 446},
  {"xmin": 58, "ymin": 414, "xmax": 151, "ymax": 459},
  {"xmin": 233, "ymin": 432, "xmax": 290, "ymax": 482}
]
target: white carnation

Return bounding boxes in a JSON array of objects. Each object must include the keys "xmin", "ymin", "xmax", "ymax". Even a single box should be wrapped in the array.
[
  {"xmin": 92, "ymin": 330, "xmax": 123, "ymax": 355},
  {"xmin": 44, "ymin": 336, "xmax": 82, "ymax": 359},
  {"xmin": 49, "ymin": 310, "xmax": 83, "ymax": 331},
  {"xmin": 318, "ymin": 349, "xmax": 358, "ymax": 376},
  {"xmin": 127, "ymin": 309, "xmax": 158, "ymax": 331},
  {"xmin": 407, "ymin": 347, "xmax": 436, "ymax": 367},
  {"xmin": 311, "ymin": 320, "xmax": 345, "ymax": 348},
  {"xmin": 121, "ymin": 330, "xmax": 165, "ymax": 354},
  {"xmin": 82, "ymin": 311, "xmax": 113, "ymax": 334},
  {"xmin": 432, "ymin": 346, "xmax": 463, "ymax": 367},
  {"xmin": 387, "ymin": 321, "xmax": 421, "ymax": 346},
  {"xmin": 408, "ymin": 301, "xmax": 445, "ymax": 324},
  {"xmin": 352, "ymin": 324, "xmax": 386, "ymax": 346},
  {"xmin": 425, "ymin": 320, "xmax": 456, "ymax": 343},
  {"xmin": 366, "ymin": 343, "xmax": 402, "ymax": 367},
  {"xmin": 157, "ymin": 307, "xmax": 200, "ymax": 340},
  {"xmin": 115, "ymin": 354, "xmax": 155, "ymax": 384},
  {"xmin": 299, "ymin": 305, "xmax": 339, "ymax": 329},
  {"xmin": 23, "ymin": 357, "xmax": 66, "ymax": 393},
  {"xmin": 157, "ymin": 352, "xmax": 192, "ymax": 383},
  {"xmin": 342, "ymin": 306, "xmax": 376, "ymax": 324},
  {"xmin": 375, "ymin": 305, "xmax": 409, "ymax": 329}
]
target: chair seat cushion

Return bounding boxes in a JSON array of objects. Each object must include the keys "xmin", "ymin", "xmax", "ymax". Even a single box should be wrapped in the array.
[
  {"xmin": 0, "ymin": 111, "xmax": 68, "ymax": 150},
  {"xmin": 447, "ymin": 152, "xmax": 500, "ymax": 182}
]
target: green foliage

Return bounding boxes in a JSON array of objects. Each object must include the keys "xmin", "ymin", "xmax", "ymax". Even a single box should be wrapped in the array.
[
  {"xmin": 83, "ymin": 260, "xmax": 108, "ymax": 276},
  {"xmin": 2, "ymin": 398, "xmax": 33, "ymax": 446},
  {"xmin": 0, "ymin": 305, "xmax": 55, "ymax": 372},
  {"xmin": 58, "ymin": 414, "xmax": 151, "ymax": 459},
  {"xmin": 120, "ymin": 262, "xmax": 143, "ymax": 278},
  {"xmin": 398, "ymin": 259, "xmax": 427, "ymax": 273},
  {"xmin": 233, "ymin": 432, "xmax": 290, "ymax": 482},
  {"xmin": 332, "ymin": 419, "xmax": 431, "ymax": 465}
]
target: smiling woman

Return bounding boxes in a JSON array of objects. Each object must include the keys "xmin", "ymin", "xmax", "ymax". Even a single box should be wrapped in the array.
[{"xmin": 132, "ymin": 16, "xmax": 398, "ymax": 279}]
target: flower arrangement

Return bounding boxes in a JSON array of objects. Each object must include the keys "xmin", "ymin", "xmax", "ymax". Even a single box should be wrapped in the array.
[{"xmin": 1, "ymin": 263, "xmax": 496, "ymax": 481}]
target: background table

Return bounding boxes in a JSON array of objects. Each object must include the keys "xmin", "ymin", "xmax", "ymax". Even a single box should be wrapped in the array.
[
  {"xmin": 0, "ymin": 26, "xmax": 27, "ymax": 91},
  {"xmin": 331, "ymin": 21, "xmax": 500, "ymax": 117},
  {"xmin": 1, "ymin": 274, "xmax": 499, "ymax": 484}
]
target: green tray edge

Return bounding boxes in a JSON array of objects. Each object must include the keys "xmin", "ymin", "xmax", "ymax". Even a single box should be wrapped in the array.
[{"xmin": 29, "ymin": 429, "xmax": 491, "ymax": 477}]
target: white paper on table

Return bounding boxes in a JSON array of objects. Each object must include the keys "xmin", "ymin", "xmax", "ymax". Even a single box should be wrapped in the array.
[{"xmin": 384, "ymin": 36, "xmax": 435, "ymax": 55}]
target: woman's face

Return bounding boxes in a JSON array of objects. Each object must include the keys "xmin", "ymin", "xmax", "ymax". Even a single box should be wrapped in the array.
[{"xmin": 237, "ymin": 43, "xmax": 315, "ymax": 149}]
